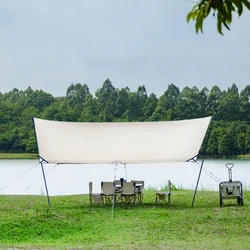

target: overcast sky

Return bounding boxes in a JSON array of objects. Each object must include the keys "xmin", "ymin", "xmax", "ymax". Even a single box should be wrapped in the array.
[{"xmin": 1, "ymin": 0, "xmax": 250, "ymax": 97}]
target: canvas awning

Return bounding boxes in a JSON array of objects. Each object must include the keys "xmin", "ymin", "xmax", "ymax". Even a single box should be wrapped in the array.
[{"xmin": 33, "ymin": 116, "xmax": 211, "ymax": 164}]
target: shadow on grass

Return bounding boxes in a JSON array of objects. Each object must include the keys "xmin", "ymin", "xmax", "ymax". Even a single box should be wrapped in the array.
[{"xmin": 1, "ymin": 190, "xmax": 247, "ymax": 212}]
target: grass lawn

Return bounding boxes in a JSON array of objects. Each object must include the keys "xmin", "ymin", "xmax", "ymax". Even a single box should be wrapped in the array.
[
  {"xmin": 0, "ymin": 190, "xmax": 249, "ymax": 249},
  {"xmin": 0, "ymin": 153, "xmax": 38, "ymax": 159}
]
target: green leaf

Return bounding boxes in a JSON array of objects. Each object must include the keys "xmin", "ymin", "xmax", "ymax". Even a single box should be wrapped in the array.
[
  {"xmin": 242, "ymin": 0, "xmax": 250, "ymax": 10},
  {"xmin": 187, "ymin": 11, "xmax": 195, "ymax": 22},
  {"xmin": 232, "ymin": 0, "xmax": 243, "ymax": 15},
  {"xmin": 195, "ymin": 13, "xmax": 204, "ymax": 33},
  {"xmin": 217, "ymin": 13, "xmax": 223, "ymax": 35},
  {"xmin": 187, "ymin": 0, "xmax": 250, "ymax": 34},
  {"xmin": 223, "ymin": 21, "xmax": 231, "ymax": 30},
  {"xmin": 222, "ymin": 2, "xmax": 233, "ymax": 22},
  {"xmin": 205, "ymin": 2, "xmax": 212, "ymax": 17},
  {"xmin": 187, "ymin": 5, "xmax": 200, "ymax": 22}
]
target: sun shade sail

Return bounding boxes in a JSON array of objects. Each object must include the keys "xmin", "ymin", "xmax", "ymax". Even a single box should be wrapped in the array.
[{"xmin": 33, "ymin": 116, "xmax": 211, "ymax": 164}]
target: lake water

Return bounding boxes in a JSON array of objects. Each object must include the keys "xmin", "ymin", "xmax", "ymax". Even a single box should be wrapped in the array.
[{"xmin": 0, "ymin": 159, "xmax": 249, "ymax": 196}]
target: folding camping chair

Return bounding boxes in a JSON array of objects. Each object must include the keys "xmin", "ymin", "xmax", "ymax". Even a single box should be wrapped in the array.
[
  {"xmin": 121, "ymin": 181, "xmax": 136, "ymax": 205},
  {"xmin": 155, "ymin": 180, "xmax": 171, "ymax": 205},
  {"xmin": 89, "ymin": 182, "xmax": 102, "ymax": 204},
  {"xmin": 101, "ymin": 181, "xmax": 115, "ymax": 205},
  {"xmin": 131, "ymin": 180, "xmax": 144, "ymax": 204}
]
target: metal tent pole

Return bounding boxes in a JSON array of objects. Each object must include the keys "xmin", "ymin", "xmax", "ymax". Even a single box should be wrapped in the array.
[
  {"xmin": 40, "ymin": 160, "xmax": 51, "ymax": 206},
  {"xmin": 33, "ymin": 117, "xmax": 51, "ymax": 205},
  {"xmin": 111, "ymin": 162, "xmax": 118, "ymax": 220},
  {"xmin": 124, "ymin": 163, "xmax": 128, "ymax": 181},
  {"xmin": 191, "ymin": 156, "xmax": 205, "ymax": 207},
  {"xmin": 192, "ymin": 115, "xmax": 214, "ymax": 207}
]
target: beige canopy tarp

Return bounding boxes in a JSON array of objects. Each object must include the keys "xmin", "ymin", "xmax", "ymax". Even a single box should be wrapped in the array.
[{"xmin": 33, "ymin": 116, "xmax": 211, "ymax": 164}]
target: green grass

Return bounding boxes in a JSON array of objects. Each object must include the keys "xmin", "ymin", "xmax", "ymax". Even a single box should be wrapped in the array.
[
  {"xmin": 237, "ymin": 154, "xmax": 250, "ymax": 160},
  {"xmin": 0, "ymin": 153, "xmax": 38, "ymax": 159},
  {"xmin": 0, "ymin": 190, "xmax": 249, "ymax": 249}
]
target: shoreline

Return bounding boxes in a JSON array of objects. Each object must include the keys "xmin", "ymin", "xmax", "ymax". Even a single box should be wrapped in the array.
[{"xmin": 0, "ymin": 153, "xmax": 250, "ymax": 160}]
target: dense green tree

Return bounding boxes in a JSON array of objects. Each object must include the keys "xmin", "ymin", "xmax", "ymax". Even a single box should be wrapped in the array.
[
  {"xmin": 66, "ymin": 83, "xmax": 90, "ymax": 106},
  {"xmin": 24, "ymin": 90, "xmax": 54, "ymax": 112},
  {"xmin": 216, "ymin": 84, "xmax": 241, "ymax": 121},
  {"xmin": 42, "ymin": 102, "xmax": 60, "ymax": 120},
  {"xmin": 3, "ymin": 88, "xmax": 20, "ymax": 103},
  {"xmin": 78, "ymin": 94, "xmax": 100, "ymax": 122},
  {"xmin": 0, "ymin": 130, "xmax": 18, "ymax": 152},
  {"xmin": 239, "ymin": 85, "xmax": 250, "ymax": 122},
  {"xmin": 143, "ymin": 93, "xmax": 158, "ymax": 120},
  {"xmin": 41, "ymin": 97, "xmax": 68, "ymax": 121},
  {"xmin": 236, "ymin": 122, "xmax": 248, "ymax": 154},
  {"xmin": 207, "ymin": 85, "xmax": 222, "ymax": 116},
  {"xmin": 0, "ymin": 102, "xmax": 12, "ymax": 125},
  {"xmin": 1, "ymin": 80, "xmax": 250, "ymax": 157},
  {"xmin": 124, "ymin": 85, "xmax": 148, "ymax": 121},
  {"xmin": 178, "ymin": 86, "xmax": 206, "ymax": 119},
  {"xmin": 151, "ymin": 84, "xmax": 180, "ymax": 121},
  {"xmin": 197, "ymin": 87, "xmax": 209, "ymax": 117},
  {"xmin": 95, "ymin": 79, "xmax": 118, "ymax": 121},
  {"xmin": 62, "ymin": 83, "xmax": 91, "ymax": 121},
  {"xmin": 217, "ymin": 126, "xmax": 231, "ymax": 157},
  {"xmin": 0, "ymin": 100, "xmax": 26, "ymax": 152},
  {"xmin": 245, "ymin": 126, "xmax": 250, "ymax": 153},
  {"xmin": 227, "ymin": 122, "xmax": 240, "ymax": 155},
  {"xmin": 207, "ymin": 126, "xmax": 220, "ymax": 157},
  {"xmin": 114, "ymin": 87, "xmax": 130, "ymax": 119}
]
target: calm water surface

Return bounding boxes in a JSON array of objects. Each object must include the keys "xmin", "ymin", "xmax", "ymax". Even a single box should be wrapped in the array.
[{"xmin": 0, "ymin": 159, "xmax": 249, "ymax": 195}]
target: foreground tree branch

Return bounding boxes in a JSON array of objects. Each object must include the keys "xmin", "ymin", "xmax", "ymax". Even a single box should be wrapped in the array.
[{"xmin": 187, "ymin": 0, "xmax": 250, "ymax": 34}]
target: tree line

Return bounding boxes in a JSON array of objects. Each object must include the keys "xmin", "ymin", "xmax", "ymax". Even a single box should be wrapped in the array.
[{"xmin": 1, "ymin": 79, "xmax": 250, "ymax": 158}]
